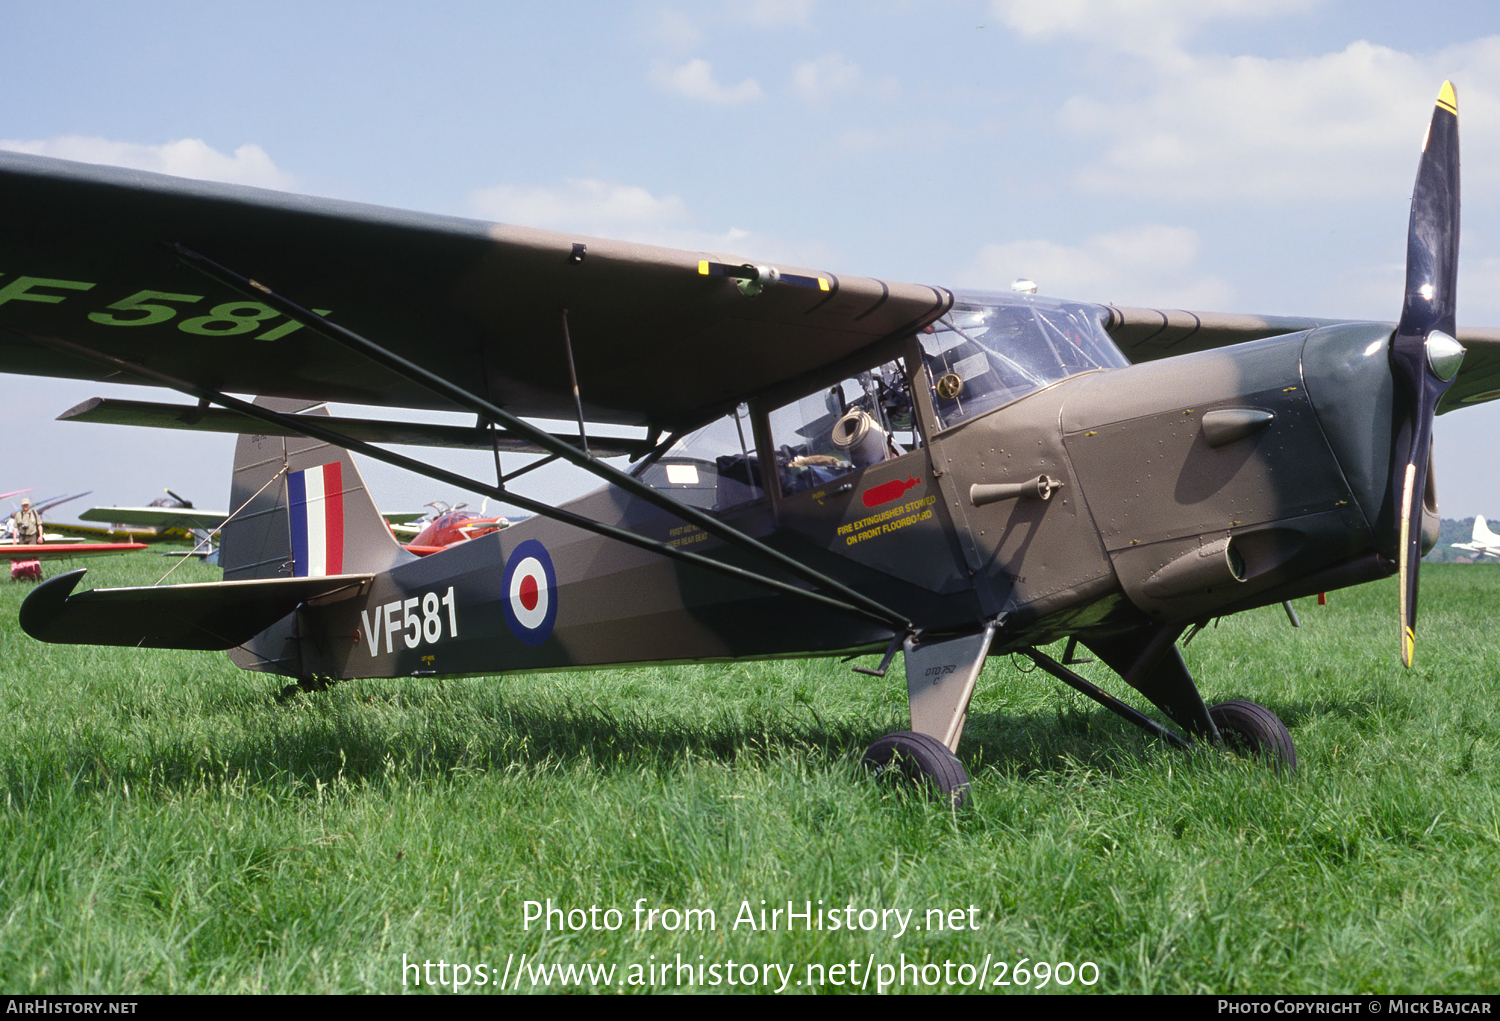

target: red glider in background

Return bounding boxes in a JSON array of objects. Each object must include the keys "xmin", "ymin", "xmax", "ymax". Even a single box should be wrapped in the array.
[
  {"xmin": 402, "ymin": 503, "xmax": 509, "ymax": 556},
  {"xmin": 3, "ymin": 490, "xmax": 147, "ymax": 580}
]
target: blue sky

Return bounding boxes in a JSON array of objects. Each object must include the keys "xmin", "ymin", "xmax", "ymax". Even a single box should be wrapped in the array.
[{"xmin": 3, "ymin": 0, "xmax": 1500, "ymax": 521}]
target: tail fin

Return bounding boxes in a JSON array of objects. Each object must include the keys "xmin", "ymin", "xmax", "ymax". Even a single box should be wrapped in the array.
[
  {"xmin": 220, "ymin": 397, "xmax": 412, "ymax": 582},
  {"xmin": 1475, "ymin": 516, "xmax": 1498, "ymax": 546}
]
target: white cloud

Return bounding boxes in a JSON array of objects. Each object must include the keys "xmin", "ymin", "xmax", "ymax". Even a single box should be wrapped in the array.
[
  {"xmin": 649, "ymin": 58, "xmax": 764, "ymax": 104},
  {"xmin": 827, "ymin": 116, "xmax": 963, "ymax": 158},
  {"xmin": 792, "ymin": 53, "xmax": 897, "ymax": 105},
  {"xmin": 730, "ymin": 0, "xmax": 815, "ymax": 29},
  {"xmin": 640, "ymin": 8, "xmax": 702, "ymax": 50},
  {"xmin": 468, "ymin": 177, "xmax": 842, "ymax": 268},
  {"xmin": 640, "ymin": 2, "xmax": 810, "ymax": 53},
  {"xmin": 991, "ymin": 0, "xmax": 1319, "ymax": 57},
  {"xmin": 471, "ymin": 178, "xmax": 689, "ymax": 235},
  {"xmin": 1056, "ymin": 37, "xmax": 1500, "ymax": 201},
  {"xmin": 0, "ymin": 135, "xmax": 296, "ymax": 189},
  {"xmin": 793, "ymin": 53, "xmax": 860, "ymax": 103},
  {"xmin": 470, "ymin": 177, "xmax": 763, "ymax": 253},
  {"xmin": 957, "ymin": 224, "xmax": 1234, "ymax": 308},
  {"xmin": 989, "ymin": 3, "xmax": 1500, "ymax": 203}
]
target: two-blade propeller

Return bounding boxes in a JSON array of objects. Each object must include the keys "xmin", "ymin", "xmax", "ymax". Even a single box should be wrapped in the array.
[{"xmin": 1391, "ymin": 81, "xmax": 1465, "ymax": 668}]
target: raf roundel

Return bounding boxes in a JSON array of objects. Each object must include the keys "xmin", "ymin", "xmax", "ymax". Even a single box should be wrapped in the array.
[{"xmin": 502, "ymin": 540, "xmax": 558, "ymax": 646}]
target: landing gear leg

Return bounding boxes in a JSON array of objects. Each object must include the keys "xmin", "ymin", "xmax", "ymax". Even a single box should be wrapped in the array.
[
  {"xmin": 1024, "ymin": 627, "xmax": 1296, "ymax": 770},
  {"xmin": 1081, "ymin": 625, "xmax": 1216, "ymax": 739},
  {"xmin": 860, "ymin": 624, "xmax": 996, "ymax": 807}
]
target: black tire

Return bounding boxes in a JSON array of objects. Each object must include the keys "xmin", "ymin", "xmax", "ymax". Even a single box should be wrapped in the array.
[
  {"xmin": 861, "ymin": 731, "xmax": 970, "ymax": 808},
  {"xmin": 1209, "ymin": 700, "xmax": 1296, "ymax": 772}
]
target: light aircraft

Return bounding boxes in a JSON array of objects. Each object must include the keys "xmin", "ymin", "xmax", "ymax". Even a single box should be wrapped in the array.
[
  {"xmin": 77, "ymin": 488, "xmax": 446, "ymax": 558},
  {"xmin": 405, "ymin": 502, "xmax": 509, "ymax": 555},
  {"xmin": 79, "ymin": 491, "xmax": 228, "ymax": 538},
  {"xmin": 1, "ymin": 491, "xmax": 142, "ymax": 580},
  {"xmin": 2, "ymin": 489, "xmax": 91, "ymax": 538},
  {"xmin": 2, "ymin": 84, "xmax": 1496, "ymax": 804},
  {"xmin": 80, "ymin": 489, "xmax": 426, "ymax": 540},
  {"xmin": 2, "ymin": 539, "xmax": 149, "ymax": 580},
  {"xmin": 1451, "ymin": 516, "xmax": 1500, "ymax": 559},
  {"xmin": 1, "ymin": 489, "xmax": 147, "ymax": 579},
  {"xmin": 75, "ymin": 489, "xmax": 226, "ymax": 563}
]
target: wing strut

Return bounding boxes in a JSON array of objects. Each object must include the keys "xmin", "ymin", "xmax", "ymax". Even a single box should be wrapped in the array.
[
  {"xmin": 560, "ymin": 308, "xmax": 590, "ymax": 457},
  {"xmin": 165, "ymin": 243, "xmax": 914, "ymax": 632},
  {"xmin": 38, "ymin": 334, "xmax": 910, "ymax": 633}
]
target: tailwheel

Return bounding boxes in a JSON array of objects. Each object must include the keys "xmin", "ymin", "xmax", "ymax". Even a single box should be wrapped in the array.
[
  {"xmin": 278, "ymin": 675, "xmax": 338, "ymax": 701},
  {"xmin": 861, "ymin": 731, "xmax": 970, "ymax": 808},
  {"xmin": 1208, "ymin": 700, "xmax": 1296, "ymax": 772}
]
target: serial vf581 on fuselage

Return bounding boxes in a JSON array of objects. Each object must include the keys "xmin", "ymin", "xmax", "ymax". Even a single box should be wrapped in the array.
[{"xmin": 6, "ymin": 83, "xmax": 1499, "ymax": 803}]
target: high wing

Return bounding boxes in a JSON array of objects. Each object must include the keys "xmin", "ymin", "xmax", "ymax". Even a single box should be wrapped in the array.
[
  {"xmin": 1, "ymin": 542, "xmax": 146, "ymax": 560},
  {"xmin": 29, "ymin": 491, "xmax": 92, "ymax": 516},
  {"xmin": 8, "ymin": 150, "xmax": 1499, "ymax": 431},
  {"xmin": 78, "ymin": 506, "xmax": 228, "ymax": 530},
  {"xmin": 0, "ymin": 151, "xmax": 950, "ymax": 433},
  {"xmin": 1102, "ymin": 306, "xmax": 1500, "ymax": 412}
]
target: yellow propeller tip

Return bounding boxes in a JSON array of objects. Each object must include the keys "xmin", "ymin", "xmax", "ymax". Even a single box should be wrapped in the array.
[{"xmin": 1437, "ymin": 81, "xmax": 1457, "ymax": 115}]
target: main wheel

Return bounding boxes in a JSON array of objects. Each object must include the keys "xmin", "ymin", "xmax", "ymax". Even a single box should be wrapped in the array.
[
  {"xmin": 1209, "ymin": 700, "xmax": 1296, "ymax": 772},
  {"xmin": 861, "ymin": 731, "xmax": 970, "ymax": 807}
]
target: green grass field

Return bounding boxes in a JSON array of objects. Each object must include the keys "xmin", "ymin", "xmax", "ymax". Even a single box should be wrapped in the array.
[{"xmin": 2, "ymin": 552, "xmax": 1498, "ymax": 994}]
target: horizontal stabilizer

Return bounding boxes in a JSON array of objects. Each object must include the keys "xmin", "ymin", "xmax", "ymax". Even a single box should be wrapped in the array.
[{"xmin": 20, "ymin": 569, "xmax": 372, "ymax": 650}]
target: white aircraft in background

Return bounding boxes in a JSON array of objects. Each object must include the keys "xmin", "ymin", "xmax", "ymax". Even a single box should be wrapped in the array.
[{"xmin": 1452, "ymin": 517, "xmax": 1500, "ymax": 559}]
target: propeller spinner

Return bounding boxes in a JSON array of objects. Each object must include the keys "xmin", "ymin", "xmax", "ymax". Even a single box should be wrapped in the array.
[{"xmin": 1391, "ymin": 81, "xmax": 1464, "ymax": 668}]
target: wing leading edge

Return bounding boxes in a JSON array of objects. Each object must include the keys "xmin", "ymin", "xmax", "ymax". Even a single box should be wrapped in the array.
[{"xmin": 1104, "ymin": 305, "xmax": 1500, "ymax": 412}]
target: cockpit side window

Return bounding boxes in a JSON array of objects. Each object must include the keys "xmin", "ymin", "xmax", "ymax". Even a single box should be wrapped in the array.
[
  {"xmin": 630, "ymin": 404, "xmax": 764, "ymax": 512},
  {"xmin": 767, "ymin": 359, "xmax": 916, "ymax": 497}
]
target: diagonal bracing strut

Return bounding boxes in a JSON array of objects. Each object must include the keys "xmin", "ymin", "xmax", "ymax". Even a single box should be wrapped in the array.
[
  {"xmin": 39, "ymin": 342, "xmax": 905, "ymax": 634},
  {"xmin": 165, "ymin": 243, "xmax": 913, "ymax": 631}
]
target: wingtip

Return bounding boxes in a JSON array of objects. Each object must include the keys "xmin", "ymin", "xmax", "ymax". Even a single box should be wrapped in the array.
[{"xmin": 18, "ymin": 568, "xmax": 88, "ymax": 642}]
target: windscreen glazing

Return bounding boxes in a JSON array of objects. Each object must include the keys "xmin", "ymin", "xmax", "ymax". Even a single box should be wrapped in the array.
[{"xmin": 920, "ymin": 292, "xmax": 1128, "ymax": 429}]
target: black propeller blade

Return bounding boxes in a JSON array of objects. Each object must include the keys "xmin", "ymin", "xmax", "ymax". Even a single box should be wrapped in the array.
[{"xmin": 1391, "ymin": 81, "xmax": 1465, "ymax": 668}]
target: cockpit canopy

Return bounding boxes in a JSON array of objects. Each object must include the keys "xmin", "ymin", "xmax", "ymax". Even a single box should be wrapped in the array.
[
  {"xmin": 633, "ymin": 290, "xmax": 1129, "ymax": 509},
  {"xmin": 920, "ymin": 291, "xmax": 1129, "ymax": 429}
]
